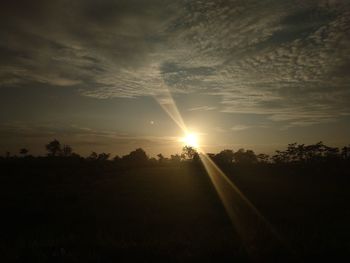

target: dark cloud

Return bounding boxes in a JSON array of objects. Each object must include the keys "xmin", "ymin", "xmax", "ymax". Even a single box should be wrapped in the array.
[{"xmin": 1, "ymin": 0, "xmax": 350, "ymax": 127}]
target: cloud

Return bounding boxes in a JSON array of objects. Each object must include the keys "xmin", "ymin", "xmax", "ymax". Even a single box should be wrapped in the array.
[
  {"xmin": 213, "ymin": 127, "xmax": 227, "ymax": 133},
  {"xmin": 0, "ymin": 122, "xmax": 179, "ymax": 156},
  {"xmin": 169, "ymin": 0, "xmax": 350, "ymax": 127},
  {"xmin": 187, "ymin": 106, "xmax": 216, "ymax": 112},
  {"xmin": 1, "ymin": 0, "xmax": 350, "ymax": 128},
  {"xmin": 231, "ymin": 125, "xmax": 252, "ymax": 131}
]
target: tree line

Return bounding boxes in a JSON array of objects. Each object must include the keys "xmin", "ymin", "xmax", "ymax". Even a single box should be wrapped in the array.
[{"xmin": 2, "ymin": 139, "xmax": 350, "ymax": 165}]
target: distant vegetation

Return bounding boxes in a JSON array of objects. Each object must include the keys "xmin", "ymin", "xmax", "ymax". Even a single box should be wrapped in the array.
[{"xmin": 2, "ymin": 139, "xmax": 350, "ymax": 167}]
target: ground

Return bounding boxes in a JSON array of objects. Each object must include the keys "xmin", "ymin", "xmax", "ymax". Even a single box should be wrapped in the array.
[{"xmin": 0, "ymin": 161, "xmax": 349, "ymax": 262}]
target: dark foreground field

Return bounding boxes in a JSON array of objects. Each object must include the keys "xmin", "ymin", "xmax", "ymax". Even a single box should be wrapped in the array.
[{"xmin": 1, "ymin": 161, "xmax": 349, "ymax": 262}]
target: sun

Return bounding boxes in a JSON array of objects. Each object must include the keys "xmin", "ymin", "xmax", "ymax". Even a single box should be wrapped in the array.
[{"xmin": 182, "ymin": 133, "xmax": 199, "ymax": 148}]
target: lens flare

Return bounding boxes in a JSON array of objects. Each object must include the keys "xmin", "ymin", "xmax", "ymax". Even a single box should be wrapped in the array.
[{"xmin": 153, "ymin": 81, "xmax": 294, "ymax": 259}]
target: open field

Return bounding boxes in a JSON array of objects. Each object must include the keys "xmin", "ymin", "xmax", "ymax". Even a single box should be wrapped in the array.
[
  {"xmin": 1, "ymin": 161, "xmax": 349, "ymax": 262},
  {"xmin": 2, "ymin": 1, "xmax": 350, "ymax": 262}
]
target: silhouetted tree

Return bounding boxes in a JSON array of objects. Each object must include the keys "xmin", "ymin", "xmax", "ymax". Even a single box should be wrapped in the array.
[
  {"xmin": 98, "ymin": 153, "xmax": 110, "ymax": 161},
  {"xmin": 62, "ymin": 145, "xmax": 73, "ymax": 157},
  {"xmin": 304, "ymin": 142, "xmax": 324, "ymax": 162},
  {"xmin": 215, "ymin": 149, "xmax": 234, "ymax": 164},
  {"xmin": 233, "ymin": 149, "xmax": 257, "ymax": 164},
  {"xmin": 257, "ymin": 153, "xmax": 270, "ymax": 163},
  {"xmin": 46, "ymin": 139, "xmax": 61, "ymax": 156},
  {"xmin": 19, "ymin": 148, "xmax": 29, "ymax": 157},
  {"xmin": 341, "ymin": 146, "xmax": 350, "ymax": 160},
  {"xmin": 296, "ymin": 144, "xmax": 306, "ymax": 162},
  {"xmin": 271, "ymin": 142, "xmax": 344, "ymax": 164},
  {"xmin": 122, "ymin": 148, "xmax": 148, "ymax": 163},
  {"xmin": 286, "ymin": 143, "xmax": 299, "ymax": 162},
  {"xmin": 272, "ymin": 150, "xmax": 289, "ymax": 163},
  {"xmin": 182, "ymin": 146, "xmax": 197, "ymax": 160},
  {"xmin": 324, "ymin": 145, "xmax": 340, "ymax": 160},
  {"xmin": 157, "ymin": 153, "xmax": 165, "ymax": 163},
  {"xmin": 113, "ymin": 155, "xmax": 121, "ymax": 162},
  {"xmin": 170, "ymin": 154, "xmax": 181, "ymax": 163},
  {"xmin": 88, "ymin": 151, "xmax": 98, "ymax": 160}
]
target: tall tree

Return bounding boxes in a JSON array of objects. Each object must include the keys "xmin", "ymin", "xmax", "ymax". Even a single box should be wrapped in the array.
[
  {"xmin": 233, "ymin": 149, "xmax": 257, "ymax": 164},
  {"xmin": 215, "ymin": 149, "xmax": 234, "ymax": 164},
  {"xmin": 46, "ymin": 139, "xmax": 61, "ymax": 156},
  {"xmin": 62, "ymin": 145, "xmax": 73, "ymax": 157},
  {"xmin": 182, "ymin": 146, "xmax": 197, "ymax": 160},
  {"xmin": 122, "ymin": 148, "xmax": 148, "ymax": 163}
]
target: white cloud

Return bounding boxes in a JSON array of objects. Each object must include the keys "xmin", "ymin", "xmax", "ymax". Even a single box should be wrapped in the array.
[{"xmin": 187, "ymin": 106, "xmax": 216, "ymax": 111}]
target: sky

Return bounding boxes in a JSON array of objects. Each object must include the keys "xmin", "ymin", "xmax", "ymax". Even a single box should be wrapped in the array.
[{"xmin": 1, "ymin": 0, "xmax": 350, "ymax": 157}]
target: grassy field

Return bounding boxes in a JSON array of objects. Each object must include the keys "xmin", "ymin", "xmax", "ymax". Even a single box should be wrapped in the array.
[
  {"xmin": 0, "ymin": 161, "xmax": 349, "ymax": 262},
  {"xmin": 227, "ymin": 166, "xmax": 350, "ymax": 260}
]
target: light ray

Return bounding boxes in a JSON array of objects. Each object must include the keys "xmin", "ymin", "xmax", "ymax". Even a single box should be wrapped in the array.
[
  {"xmin": 153, "ymin": 83, "xmax": 295, "ymax": 259},
  {"xmin": 153, "ymin": 84, "xmax": 187, "ymax": 133},
  {"xmin": 198, "ymin": 153, "xmax": 294, "ymax": 258}
]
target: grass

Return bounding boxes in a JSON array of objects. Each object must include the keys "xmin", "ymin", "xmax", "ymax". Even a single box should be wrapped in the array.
[{"xmin": 0, "ymin": 161, "xmax": 349, "ymax": 262}]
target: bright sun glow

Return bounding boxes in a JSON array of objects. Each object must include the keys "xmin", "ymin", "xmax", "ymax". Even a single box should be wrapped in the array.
[{"xmin": 182, "ymin": 133, "xmax": 199, "ymax": 148}]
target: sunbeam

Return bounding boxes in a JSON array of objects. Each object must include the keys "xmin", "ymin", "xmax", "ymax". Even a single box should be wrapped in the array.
[
  {"xmin": 198, "ymin": 153, "xmax": 295, "ymax": 259},
  {"xmin": 153, "ymin": 84, "xmax": 188, "ymax": 134},
  {"xmin": 153, "ymin": 85, "xmax": 295, "ymax": 260}
]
